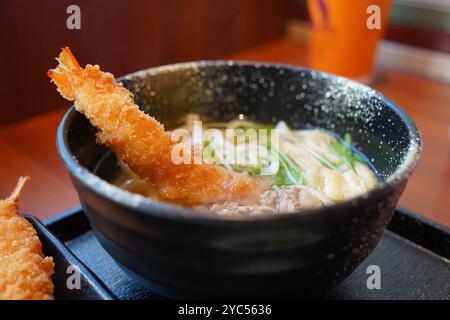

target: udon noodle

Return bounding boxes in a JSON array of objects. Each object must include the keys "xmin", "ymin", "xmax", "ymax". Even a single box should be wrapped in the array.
[{"xmin": 114, "ymin": 114, "xmax": 378, "ymax": 215}]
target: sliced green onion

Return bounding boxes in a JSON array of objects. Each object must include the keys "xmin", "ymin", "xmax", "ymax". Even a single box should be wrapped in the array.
[
  {"xmin": 270, "ymin": 145, "xmax": 306, "ymax": 186},
  {"xmin": 330, "ymin": 133, "xmax": 365, "ymax": 171}
]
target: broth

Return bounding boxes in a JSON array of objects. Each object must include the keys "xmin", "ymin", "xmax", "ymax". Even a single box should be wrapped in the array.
[{"xmin": 112, "ymin": 114, "xmax": 379, "ymax": 215}]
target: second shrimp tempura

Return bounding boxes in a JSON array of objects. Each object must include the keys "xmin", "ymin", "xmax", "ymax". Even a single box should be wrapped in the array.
[
  {"xmin": 0, "ymin": 177, "xmax": 54, "ymax": 300},
  {"xmin": 48, "ymin": 47, "xmax": 263, "ymax": 206}
]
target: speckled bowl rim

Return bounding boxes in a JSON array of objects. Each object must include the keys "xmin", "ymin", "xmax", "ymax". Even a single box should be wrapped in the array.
[{"xmin": 57, "ymin": 60, "xmax": 422, "ymax": 225}]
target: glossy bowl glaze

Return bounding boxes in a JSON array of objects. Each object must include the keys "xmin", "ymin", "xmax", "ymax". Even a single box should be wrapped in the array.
[{"xmin": 57, "ymin": 61, "xmax": 421, "ymax": 298}]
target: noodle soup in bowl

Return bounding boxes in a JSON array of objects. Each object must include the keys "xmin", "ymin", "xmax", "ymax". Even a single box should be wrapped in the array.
[
  {"xmin": 114, "ymin": 116, "xmax": 380, "ymax": 215},
  {"xmin": 57, "ymin": 61, "xmax": 421, "ymax": 298}
]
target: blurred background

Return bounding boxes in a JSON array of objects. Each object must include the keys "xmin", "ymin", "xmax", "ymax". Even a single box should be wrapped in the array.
[
  {"xmin": 1, "ymin": 0, "xmax": 449, "ymax": 125},
  {"xmin": 0, "ymin": 0, "xmax": 449, "ymax": 224}
]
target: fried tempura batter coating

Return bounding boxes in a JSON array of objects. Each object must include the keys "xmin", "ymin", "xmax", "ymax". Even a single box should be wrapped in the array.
[
  {"xmin": 0, "ymin": 177, "xmax": 54, "ymax": 300},
  {"xmin": 48, "ymin": 48, "xmax": 263, "ymax": 205}
]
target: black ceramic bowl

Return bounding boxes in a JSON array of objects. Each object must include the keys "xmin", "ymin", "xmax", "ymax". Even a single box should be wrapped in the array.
[{"xmin": 57, "ymin": 61, "xmax": 421, "ymax": 298}]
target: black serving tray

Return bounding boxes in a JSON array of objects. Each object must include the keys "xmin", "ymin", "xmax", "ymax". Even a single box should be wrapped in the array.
[
  {"xmin": 27, "ymin": 216, "xmax": 115, "ymax": 300},
  {"xmin": 37, "ymin": 207, "xmax": 450, "ymax": 300}
]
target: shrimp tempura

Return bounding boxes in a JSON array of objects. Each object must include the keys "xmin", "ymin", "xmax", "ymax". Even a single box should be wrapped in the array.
[
  {"xmin": 48, "ymin": 47, "xmax": 263, "ymax": 206},
  {"xmin": 0, "ymin": 177, "xmax": 54, "ymax": 300}
]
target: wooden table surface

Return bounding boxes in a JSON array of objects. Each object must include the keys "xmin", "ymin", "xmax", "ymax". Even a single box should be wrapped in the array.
[{"xmin": 1, "ymin": 39, "xmax": 449, "ymax": 225}]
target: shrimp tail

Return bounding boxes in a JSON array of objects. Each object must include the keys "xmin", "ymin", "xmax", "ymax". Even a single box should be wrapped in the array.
[
  {"xmin": 47, "ymin": 47, "xmax": 82, "ymax": 101},
  {"xmin": 7, "ymin": 176, "xmax": 31, "ymax": 204},
  {"xmin": 0, "ymin": 176, "xmax": 30, "ymax": 219}
]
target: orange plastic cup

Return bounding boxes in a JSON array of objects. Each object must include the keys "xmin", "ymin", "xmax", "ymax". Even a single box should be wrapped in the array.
[{"xmin": 307, "ymin": 0, "xmax": 392, "ymax": 82}]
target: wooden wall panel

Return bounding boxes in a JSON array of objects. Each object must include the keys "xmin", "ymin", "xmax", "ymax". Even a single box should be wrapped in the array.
[{"xmin": 0, "ymin": 0, "xmax": 287, "ymax": 125}]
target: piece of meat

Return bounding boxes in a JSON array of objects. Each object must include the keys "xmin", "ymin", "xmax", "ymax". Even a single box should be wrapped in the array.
[
  {"xmin": 209, "ymin": 185, "xmax": 332, "ymax": 215},
  {"xmin": 261, "ymin": 185, "xmax": 331, "ymax": 212}
]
